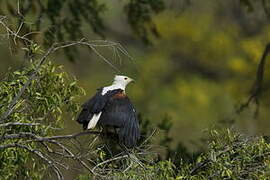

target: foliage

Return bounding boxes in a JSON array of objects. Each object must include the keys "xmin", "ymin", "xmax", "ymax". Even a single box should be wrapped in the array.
[
  {"xmin": 179, "ymin": 129, "xmax": 270, "ymax": 179},
  {"xmin": 240, "ymin": 0, "xmax": 270, "ymax": 17},
  {"xmin": 0, "ymin": 62, "xmax": 84, "ymax": 179},
  {"xmin": 111, "ymin": 160, "xmax": 177, "ymax": 180},
  {"xmin": 125, "ymin": 0, "xmax": 165, "ymax": 44},
  {"xmin": 77, "ymin": 129, "xmax": 270, "ymax": 180},
  {"xmin": 1, "ymin": 0, "xmax": 269, "ymax": 49},
  {"xmin": 0, "ymin": 0, "xmax": 166, "ymax": 61},
  {"xmin": 0, "ymin": 0, "xmax": 165, "ymax": 53}
]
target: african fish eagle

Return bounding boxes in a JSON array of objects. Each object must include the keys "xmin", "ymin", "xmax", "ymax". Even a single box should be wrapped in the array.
[{"xmin": 76, "ymin": 75, "xmax": 140, "ymax": 147}]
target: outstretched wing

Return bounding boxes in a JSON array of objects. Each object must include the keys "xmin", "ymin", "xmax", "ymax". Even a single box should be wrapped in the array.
[
  {"xmin": 76, "ymin": 88, "xmax": 123, "ymax": 130},
  {"xmin": 99, "ymin": 96, "xmax": 140, "ymax": 147}
]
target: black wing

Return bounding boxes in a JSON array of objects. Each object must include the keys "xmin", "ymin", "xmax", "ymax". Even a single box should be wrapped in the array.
[
  {"xmin": 98, "ymin": 97, "xmax": 140, "ymax": 147},
  {"xmin": 76, "ymin": 88, "xmax": 123, "ymax": 130}
]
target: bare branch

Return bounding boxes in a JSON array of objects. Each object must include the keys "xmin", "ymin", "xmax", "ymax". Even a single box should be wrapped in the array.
[
  {"xmin": 237, "ymin": 43, "xmax": 270, "ymax": 116},
  {"xmin": 88, "ymin": 45, "xmax": 121, "ymax": 73},
  {"xmin": 0, "ymin": 122, "xmax": 40, "ymax": 127},
  {"xmin": 92, "ymin": 154, "xmax": 129, "ymax": 171},
  {"xmin": 0, "ymin": 16, "xmax": 32, "ymax": 43},
  {"xmin": 0, "ymin": 130, "xmax": 103, "ymax": 177},
  {"xmin": 0, "ymin": 143, "xmax": 63, "ymax": 180},
  {"xmin": 1, "ymin": 131, "xmax": 101, "ymax": 142}
]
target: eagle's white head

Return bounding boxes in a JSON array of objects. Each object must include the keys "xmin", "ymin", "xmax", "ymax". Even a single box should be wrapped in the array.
[
  {"xmin": 113, "ymin": 75, "xmax": 134, "ymax": 88},
  {"xmin": 101, "ymin": 75, "xmax": 134, "ymax": 95}
]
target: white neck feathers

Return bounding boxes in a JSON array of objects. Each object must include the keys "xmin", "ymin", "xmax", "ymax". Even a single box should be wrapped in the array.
[{"xmin": 101, "ymin": 82, "xmax": 126, "ymax": 95}]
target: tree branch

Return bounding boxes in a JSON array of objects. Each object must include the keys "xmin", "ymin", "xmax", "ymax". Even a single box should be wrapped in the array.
[
  {"xmin": 0, "ymin": 143, "xmax": 64, "ymax": 180},
  {"xmin": 237, "ymin": 43, "xmax": 270, "ymax": 116},
  {"xmin": 0, "ymin": 131, "xmax": 101, "ymax": 142},
  {"xmin": 0, "ymin": 122, "xmax": 40, "ymax": 127}
]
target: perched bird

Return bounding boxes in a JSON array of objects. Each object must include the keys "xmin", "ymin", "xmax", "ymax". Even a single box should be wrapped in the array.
[{"xmin": 77, "ymin": 75, "xmax": 140, "ymax": 147}]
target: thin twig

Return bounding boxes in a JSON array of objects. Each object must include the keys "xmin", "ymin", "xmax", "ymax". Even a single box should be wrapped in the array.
[
  {"xmin": 0, "ymin": 131, "xmax": 101, "ymax": 142},
  {"xmin": 237, "ymin": 43, "xmax": 270, "ymax": 115},
  {"xmin": 0, "ymin": 143, "xmax": 63, "ymax": 180},
  {"xmin": 92, "ymin": 154, "xmax": 129, "ymax": 171},
  {"xmin": 0, "ymin": 16, "xmax": 32, "ymax": 43},
  {"xmin": 0, "ymin": 122, "xmax": 40, "ymax": 127}
]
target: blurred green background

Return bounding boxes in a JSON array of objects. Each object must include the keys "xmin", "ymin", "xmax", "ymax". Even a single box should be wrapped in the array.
[{"xmin": 1, "ymin": 0, "xmax": 270, "ymax": 154}]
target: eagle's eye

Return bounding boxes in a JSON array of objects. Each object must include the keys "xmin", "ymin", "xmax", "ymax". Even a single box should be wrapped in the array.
[{"xmin": 124, "ymin": 77, "xmax": 128, "ymax": 80}]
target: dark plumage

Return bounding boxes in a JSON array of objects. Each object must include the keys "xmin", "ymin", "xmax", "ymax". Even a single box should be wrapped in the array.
[
  {"xmin": 77, "ymin": 88, "xmax": 121, "ymax": 129},
  {"xmin": 76, "ymin": 75, "xmax": 140, "ymax": 147}
]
